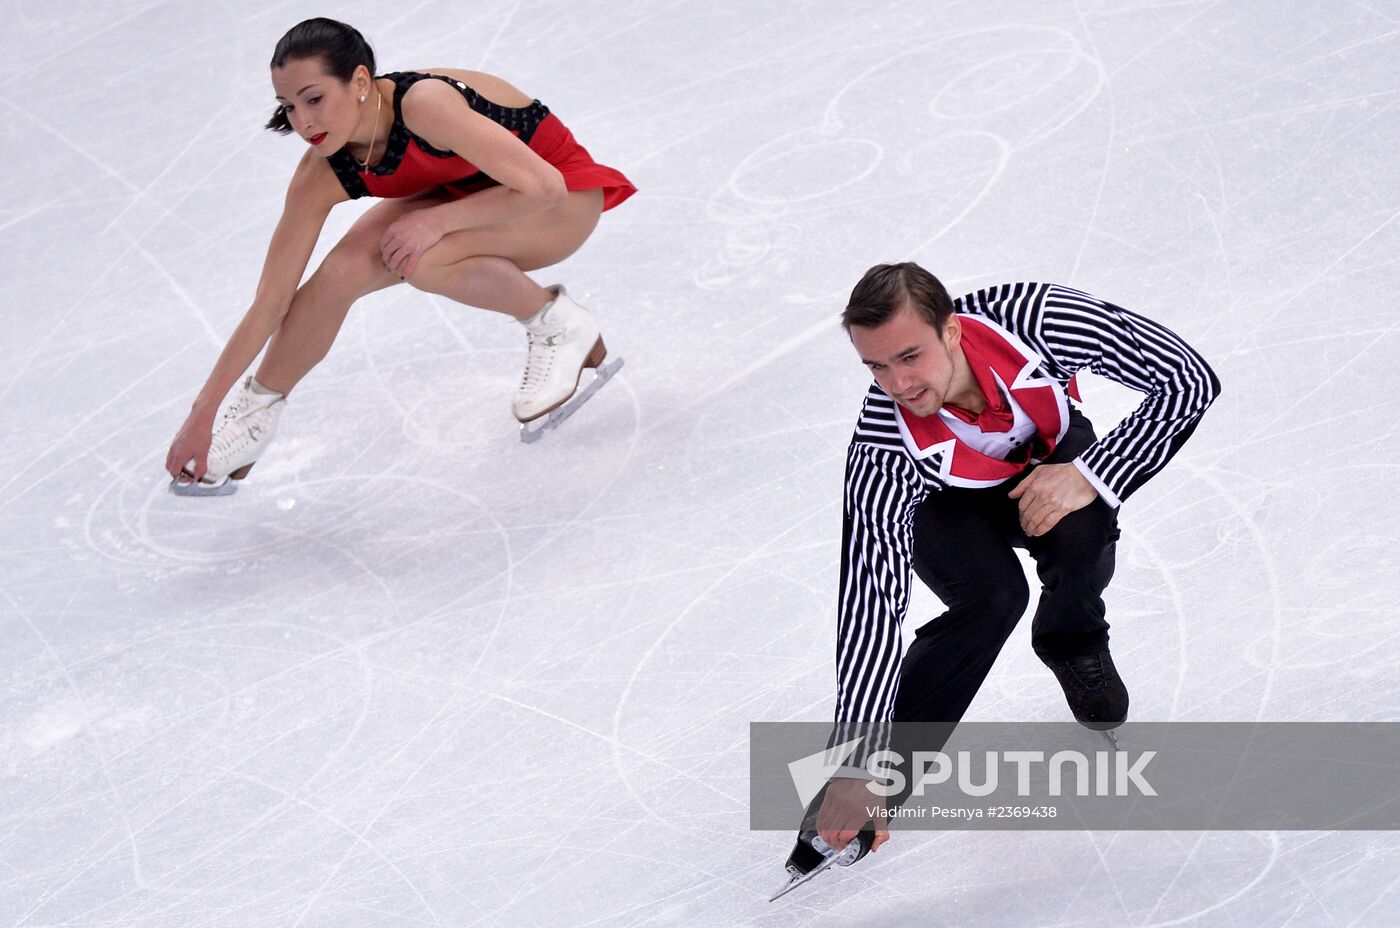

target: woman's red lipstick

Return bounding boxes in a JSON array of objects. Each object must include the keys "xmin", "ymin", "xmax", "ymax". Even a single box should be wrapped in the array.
[{"xmin": 309, "ymin": 132, "xmax": 328, "ymax": 145}]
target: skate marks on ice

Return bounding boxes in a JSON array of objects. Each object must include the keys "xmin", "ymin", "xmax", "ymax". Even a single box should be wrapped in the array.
[
  {"xmin": 695, "ymin": 22, "xmax": 1102, "ymax": 288},
  {"xmin": 660, "ymin": 23, "xmax": 1100, "ymax": 436},
  {"xmin": 11, "ymin": 468, "xmax": 655, "ymax": 925}
]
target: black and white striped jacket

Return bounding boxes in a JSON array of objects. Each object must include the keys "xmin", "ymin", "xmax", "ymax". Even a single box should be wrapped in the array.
[{"xmin": 834, "ymin": 282, "xmax": 1221, "ymax": 745}]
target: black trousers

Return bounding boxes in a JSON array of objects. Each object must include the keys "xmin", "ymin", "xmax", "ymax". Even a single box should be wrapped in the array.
[{"xmin": 891, "ymin": 408, "xmax": 1121, "ymax": 726}]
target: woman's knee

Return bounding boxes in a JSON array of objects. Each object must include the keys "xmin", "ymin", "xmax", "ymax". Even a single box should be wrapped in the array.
[
  {"xmin": 312, "ymin": 238, "xmax": 397, "ymax": 300},
  {"xmin": 404, "ymin": 248, "xmax": 456, "ymax": 291},
  {"xmin": 405, "ymin": 251, "xmax": 501, "ymax": 292}
]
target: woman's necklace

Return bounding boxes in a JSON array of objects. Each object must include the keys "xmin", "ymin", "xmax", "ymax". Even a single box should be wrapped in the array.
[{"xmin": 356, "ymin": 85, "xmax": 383, "ymax": 171}]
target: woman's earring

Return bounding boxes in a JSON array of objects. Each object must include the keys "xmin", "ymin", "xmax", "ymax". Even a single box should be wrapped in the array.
[{"xmin": 360, "ymin": 95, "xmax": 366, "ymax": 103}]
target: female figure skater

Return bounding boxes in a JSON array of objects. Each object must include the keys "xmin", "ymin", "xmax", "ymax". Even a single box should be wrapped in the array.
[{"xmin": 165, "ymin": 17, "xmax": 635, "ymax": 494}]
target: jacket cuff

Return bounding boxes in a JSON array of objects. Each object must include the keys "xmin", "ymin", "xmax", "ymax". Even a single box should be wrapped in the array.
[{"xmin": 1072, "ymin": 455, "xmax": 1122, "ymax": 509}]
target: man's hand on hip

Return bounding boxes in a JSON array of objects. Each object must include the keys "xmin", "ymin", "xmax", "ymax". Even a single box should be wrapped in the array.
[{"xmin": 1008, "ymin": 462, "xmax": 1097, "ymax": 537}]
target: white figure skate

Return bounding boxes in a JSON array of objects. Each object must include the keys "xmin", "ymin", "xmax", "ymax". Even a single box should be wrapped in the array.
[
  {"xmin": 513, "ymin": 285, "xmax": 624, "ymax": 443},
  {"xmin": 169, "ymin": 377, "xmax": 285, "ymax": 497}
]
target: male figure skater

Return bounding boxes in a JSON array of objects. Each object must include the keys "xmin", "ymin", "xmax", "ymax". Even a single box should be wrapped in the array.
[{"xmin": 795, "ymin": 263, "xmax": 1220, "ymax": 880}]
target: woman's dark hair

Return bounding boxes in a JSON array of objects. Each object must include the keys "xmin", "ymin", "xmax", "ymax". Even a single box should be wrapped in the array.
[
  {"xmin": 842, "ymin": 262, "xmax": 955, "ymax": 334},
  {"xmin": 264, "ymin": 18, "xmax": 376, "ymax": 134}
]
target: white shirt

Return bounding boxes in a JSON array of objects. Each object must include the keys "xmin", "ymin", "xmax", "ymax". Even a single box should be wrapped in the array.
[{"xmin": 936, "ymin": 371, "xmax": 1037, "ymax": 461}]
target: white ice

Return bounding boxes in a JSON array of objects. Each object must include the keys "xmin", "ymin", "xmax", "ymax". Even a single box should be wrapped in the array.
[{"xmin": 3, "ymin": 0, "xmax": 1399, "ymax": 925}]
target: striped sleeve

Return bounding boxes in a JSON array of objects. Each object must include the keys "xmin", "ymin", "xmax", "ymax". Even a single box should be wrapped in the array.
[
  {"xmin": 832, "ymin": 440, "xmax": 927, "ymax": 762},
  {"xmin": 1040, "ymin": 285, "xmax": 1222, "ymax": 506}
]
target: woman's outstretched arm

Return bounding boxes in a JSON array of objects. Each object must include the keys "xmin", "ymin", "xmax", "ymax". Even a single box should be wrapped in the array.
[{"xmin": 165, "ymin": 151, "xmax": 347, "ymax": 480}]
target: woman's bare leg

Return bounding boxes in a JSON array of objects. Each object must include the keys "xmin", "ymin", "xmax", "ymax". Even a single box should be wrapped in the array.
[
  {"xmin": 254, "ymin": 191, "xmax": 448, "ymax": 395},
  {"xmin": 257, "ymin": 187, "xmax": 606, "ymax": 393},
  {"xmin": 404, "ymin": 189, "xmax": 604, "ymax": 317}
]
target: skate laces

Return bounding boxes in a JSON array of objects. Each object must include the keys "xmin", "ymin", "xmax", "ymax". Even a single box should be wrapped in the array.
[
  {"xmin": 519, "ymin": 324, "xmax": 565, "ymax": 395},
  {"xmin": 1068, "ymin": 653, "xmax": 1108, "ymax": 689},
  {"xmin": 208, "ymin": 392, "xmax": 278, "ymax": 464}
]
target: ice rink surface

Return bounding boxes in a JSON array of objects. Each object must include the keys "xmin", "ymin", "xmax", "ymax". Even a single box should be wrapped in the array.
[{"xmin": 3, "ymin": 0, "xmax": 1399, "ymax": 924}]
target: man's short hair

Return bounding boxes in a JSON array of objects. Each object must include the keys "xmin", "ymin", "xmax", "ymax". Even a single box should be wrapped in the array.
[{"xmin": 842, "ymin": 262, "xmax": 955, "ymax": 334}]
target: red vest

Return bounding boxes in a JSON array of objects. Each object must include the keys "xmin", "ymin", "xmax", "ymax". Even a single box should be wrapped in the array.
[{"xmin": 893, "ymin": 315, "xmax": 1070, "ymax": 488}]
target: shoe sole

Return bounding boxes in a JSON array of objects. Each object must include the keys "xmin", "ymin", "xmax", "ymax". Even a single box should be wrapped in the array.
[{"xmin": 1076, "ymin": 716, "xmax": 1126, "ymax": 732}]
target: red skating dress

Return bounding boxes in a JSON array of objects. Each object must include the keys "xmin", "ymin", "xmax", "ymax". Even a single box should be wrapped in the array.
[{"xmin": 328, "ymin": 71, "xmax": 636, "ymax": 210}]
